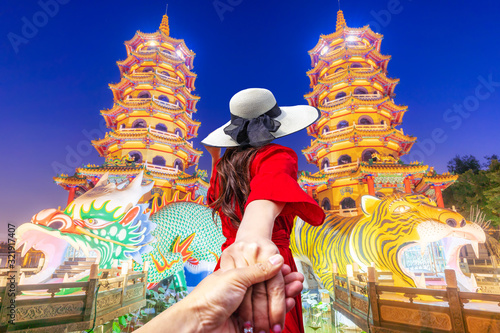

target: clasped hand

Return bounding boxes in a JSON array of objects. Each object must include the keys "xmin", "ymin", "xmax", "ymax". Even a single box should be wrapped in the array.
[{"xmin": 220, "ymin": 236, "xmax": 287, "ymax": 332}]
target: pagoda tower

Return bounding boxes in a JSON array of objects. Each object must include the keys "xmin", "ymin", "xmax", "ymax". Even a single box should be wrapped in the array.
[
  {"xmin": 299, "ymin": 10, "xmax": 457, "ymax": 214},
  {"xmin": 55, "ymin": 11, "xmax": 207, "ymax": 205}
]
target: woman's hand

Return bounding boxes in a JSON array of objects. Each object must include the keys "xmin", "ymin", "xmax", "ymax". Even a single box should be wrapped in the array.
[{"xmin": 220, "ymin": 235, "xmax": 285, "ymax": 332}]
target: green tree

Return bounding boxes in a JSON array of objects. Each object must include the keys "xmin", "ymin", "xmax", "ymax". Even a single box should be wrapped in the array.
[
  {"xmin": 484, "ymin": 159, "xmax": 500, "ymax": 222},
  {"xmin": 443, "ymin": 157, "xmax": 500, "ymax": 227},
  {"xmin": 447, "ymin": 154, "xmax": 481, "ymax": 174}
]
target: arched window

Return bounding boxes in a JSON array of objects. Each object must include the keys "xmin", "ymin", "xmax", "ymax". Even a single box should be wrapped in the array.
[
  {"xmin": 362, "ymin": 149, "xmax": 378, "ymax": 162},
  {"xmin": 321, "ymin": 198, "xmax": 331, "ymax": 211},
  {"xmin": 155, "ymin": 123, "xmax": 167, "ymax": 132},
  {"xmin": 340, "ymin": 197, "xmax": 356, "ymax": 209},
  {"xmin": 358, "ymin": 116, "xmax": 374, "ymax": 125},
  {"xmin": 173, "ymin": 159, "xmax": 184, "ymax": 171},
  {"xmin": 174, "ymin": 128, "xmax": 183, "ymax": 138},
  {"xmin": 321, "ymin": 158, "xmax": 330, "ymax": 170},
  {"xmin": 137, "ymin": 91, "xmax": 151, "ymax": 99},
  {"xmin": 160, "ymin": 70, "xmax": 170, "ymax": 77},
  {"xmin": 337, "ymin": 120, "xmax": 349, "ymax": 129},
  {"xmin": 322, "ymin": 97, "xmax": 330, "ymax": 106},
  {"xmin": 322, "ymin": 125, "xmax": 330, "ymax": 134},
  {"xmin": 351, "ymin": 62, "xmax": 363, "ymax": 68},
  {"xmin": 143, "ymin": 67, "xmax": 154, "ymax": 73},
  {"xmin": 381, "ymin": 120, "xmax": 386, "ymax": 125},
  {"xmin": 128, "ymin": 151, "xmax": 142, "ymax": 163},
  {"xmin": 132, "ymin": 119, "xmax": 147, "ymax": 128},
  {"xmin": 335, "ymin": 67, "xmax": 344, "ymax": 73},
  {"xmin": 354, "ymin": 87, "xmax": 369, "ymax": 95},
  {"xmin": 158, "ymin": 94, "xmax": 169, "ymax": 102},
  {"xmin": 338, "ymin": 154, "xmax": 352, "ymax": 165},
  {"xmin": 335, "ymin": 91, "xmax": 347, "ymax": 100},
  {"xmin": 175, "ymin": 100, "xmax": 182, "ymax": 108},
  {"xmin": 120, "ymin": 124, "xmax": 126, "ymax": 129},
  {"xmin": 152, "ymin": 156, "xmax": 166, "ymax": 166}
]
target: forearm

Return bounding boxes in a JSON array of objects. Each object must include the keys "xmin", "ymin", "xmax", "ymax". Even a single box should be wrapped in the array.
[
  {"xmin": 236, "ymin": 200, "xmax": 285, "ymax": 241},
  {"xmin": 135, "ymin": 301, "xmax": 201, "ymax": 333}
]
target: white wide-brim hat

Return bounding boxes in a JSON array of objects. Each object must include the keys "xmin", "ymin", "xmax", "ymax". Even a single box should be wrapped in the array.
[{"xmin": 201, "ymin": 88, "xmax": 320, "ymax": 147}]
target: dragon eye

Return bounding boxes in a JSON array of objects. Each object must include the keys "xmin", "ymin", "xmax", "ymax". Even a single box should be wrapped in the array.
[
  {"xmin": 84, "ymin": 218, "xmax": 112, "ymax": 228},
  {"xmin": 394, "ymin": 205, "xmax": 411, "ymax": 214}
]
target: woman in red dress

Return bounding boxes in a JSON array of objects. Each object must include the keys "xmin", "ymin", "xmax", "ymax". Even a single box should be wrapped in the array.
[{"xmin": 202, "ymin": 88, "xmax": 325, "ymax": 333}]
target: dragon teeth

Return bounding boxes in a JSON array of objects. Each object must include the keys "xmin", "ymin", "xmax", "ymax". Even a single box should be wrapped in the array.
[
  {"xmin": 21, "ymin": 243, "xmax": 30, "ymax": 257},
  {"xmin": 471, "ymin": 241, "xmax": 480, "ymax": 259}
]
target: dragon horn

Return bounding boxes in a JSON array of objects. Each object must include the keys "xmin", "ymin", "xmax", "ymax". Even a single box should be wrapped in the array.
[
  {"xmin": 128, "ymin": 171, "xmax": 154, "ymax": 195},
  {"xmin": 95, "ymin": 172, "xmax": 110, "ymax": 187}
]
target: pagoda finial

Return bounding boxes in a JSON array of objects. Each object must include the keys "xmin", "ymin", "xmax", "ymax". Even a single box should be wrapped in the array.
[
  {"xmin": 336, "ymin": 9, "xmax": 346, "ymax": 31},
  {"xmin": 160, "ymin": 4, "xmax": 170, "ymax": 36}
]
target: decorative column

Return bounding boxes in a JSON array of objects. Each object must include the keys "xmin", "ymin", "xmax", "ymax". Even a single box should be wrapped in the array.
[
  {"xmin": 67, "ymin": 187, "xmax": 77, "ymax": 206},
  {"xmin": 366, "ymin": 176, "xmax": 375, "ymax": 196},
  {"xmin": 306, "ymin": 185, "xmax": 314, "ymax": 198},
  {"xmin": 404, "ymin": 177, "xmax": 412, "ymax": 194},
  {"xmin": 433, "ymin": 185, "xmax": 444, "ymax": 208}
]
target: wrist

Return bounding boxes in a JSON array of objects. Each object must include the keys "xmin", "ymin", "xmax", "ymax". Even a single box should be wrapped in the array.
[{"xmin": 166, "ymin": 300, "xmax": 203, "ymax": 333}]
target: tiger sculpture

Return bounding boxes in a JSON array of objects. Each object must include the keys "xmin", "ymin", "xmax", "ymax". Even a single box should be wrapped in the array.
[{"xmin": 291, "ymin": 194, "xmax": 486, "ymax": 293}]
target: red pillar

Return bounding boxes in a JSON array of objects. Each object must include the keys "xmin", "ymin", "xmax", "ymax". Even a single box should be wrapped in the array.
[
  {"xmin": 434, "ymin": 185, "xmax": 444, "ymax": 208},
  {"xmin": 366, "ymin": 176, "xmax": 375, "ymax": 196},
  {"xmin": 404, "ymin": 177, "xmax": 412, "ymax": 194},
  {"xmin": 67, "ymin": 187, "xmax": 76, "ymax": 206},
  {"xmin": 306, "ymin": 185, "xmax": 314, "ymax": 198}
]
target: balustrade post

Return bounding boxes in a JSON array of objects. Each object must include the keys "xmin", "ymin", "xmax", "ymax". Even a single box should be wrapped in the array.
[
  {"xmin": 120, "ymin": 262, "xmax": 129, "ymax": 307},
  {"xmin": 445, "ymin": 269, "xmax": 466, "ymax": 333},
  {"xmin": 143, "ymin": 262, "xmax": 150, "ymax": 299},
  {"xmin": 367, "ymin": 267, "xmax": 380, "ymax": 327},
  {"xmin": 0, "ymin": 265, "xmax": 19, "ymax": 329},
  {"xmin": 83, "ymin": 264, "xmax": 99, "ymax": 323},
  {"xmin": 331, "ymin": 263, "xmax": 338, "ymax": 301}
]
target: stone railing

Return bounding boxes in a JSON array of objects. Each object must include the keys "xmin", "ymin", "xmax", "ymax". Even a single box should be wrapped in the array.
[
  {"xmin": 153, "ymin": 97, "xmax": 181, "ymax": 110},
  {"xmin": 144, "ymin": 162, "xmax": 179, "ymax": 175},
  {"xmin": 323, "ymin": 160, "xmax": 359, "ymax": 174},
  {"xmin": 324, "ymin": 265, "xmax": 500, "ymax": 333},
  {"xmin": 0, "ymin": 264, "xmax": 148, "ymax": 332}
]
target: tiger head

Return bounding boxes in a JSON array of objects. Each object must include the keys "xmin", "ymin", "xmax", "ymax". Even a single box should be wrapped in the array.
[{"xmin": 351, "ymin": 194, "xmax": 485, "ymax": 291}]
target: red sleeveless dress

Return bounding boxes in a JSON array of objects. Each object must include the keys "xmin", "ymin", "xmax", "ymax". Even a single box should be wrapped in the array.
[{"xmin": 207, "ymin": 144, "xmax": 325, "ymax": 333}]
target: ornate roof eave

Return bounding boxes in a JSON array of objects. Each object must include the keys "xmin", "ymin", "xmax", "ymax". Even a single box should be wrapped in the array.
[
  {"xmin": 297, "ymin": 171, "xmax": 330, "ymax": 185},
  {"xmin": 414, "ymin": 173, "xmax": 459, "ymax": 192},
  {"xmin": 306, "ymin": 60, "xmax": 329, "ymax": 76},
  {"xmin": 352, "ymin": 163, "xmax": 429, "ymax": 179},
  {"xmin": 318, "ymin": 95, "xmax": 391, "ymax": 112},
  {"xmin": 53, "ymin": 174, "xmax": 87, "ymax": 187},
  {"xmin": 176, "ymin": 63, "xmax": 197, "ymax": 78}
]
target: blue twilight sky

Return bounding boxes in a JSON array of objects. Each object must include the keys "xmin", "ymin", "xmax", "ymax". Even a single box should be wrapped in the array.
[{"xmin": 1, "ymin": 0, "xmax": 500, "ymax": 234}]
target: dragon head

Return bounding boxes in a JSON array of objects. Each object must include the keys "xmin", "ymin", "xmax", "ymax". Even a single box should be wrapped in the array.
[
  {"xmin": 352, "ymin": 194, "xmax": 485, "ymax": 291},
  {"xmin": 15, "ymin": 171, "xmax": 156, "ymax": 284}
]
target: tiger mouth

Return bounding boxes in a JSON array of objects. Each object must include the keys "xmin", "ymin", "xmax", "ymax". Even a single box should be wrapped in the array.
[
  {"xmin": 398, "ymin": 229, "xmax": 483, "ymax": 292},
  {"xmin": 15, "ymin": 223, "xmax": 99, "ymax": 285}
]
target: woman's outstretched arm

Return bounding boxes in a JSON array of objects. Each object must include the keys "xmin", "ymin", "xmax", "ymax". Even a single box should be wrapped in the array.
[{"xmin": 219, "ymin": 199, "xmax": 286, "ymax": 333}]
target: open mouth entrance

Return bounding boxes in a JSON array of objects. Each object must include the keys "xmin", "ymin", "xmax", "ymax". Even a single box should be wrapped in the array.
[
  {"xmin": 399, "ymin": 237, "xmax": 479, "ymax": 291},
  {"xmin": 16, "ymin": 224, "xmax": 100, "ymax": 285}
]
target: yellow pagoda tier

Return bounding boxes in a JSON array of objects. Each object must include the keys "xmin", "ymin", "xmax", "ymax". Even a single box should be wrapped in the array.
[
  {"xmin": 298, "ymin": 10, "xmax": 457, "ymax": 215},
  {"xmin": 55, "ymin": 11, "xmax": 207, "ymax": 206}
]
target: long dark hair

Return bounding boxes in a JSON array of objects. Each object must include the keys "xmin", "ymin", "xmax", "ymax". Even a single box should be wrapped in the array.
[{"xmin": 209, "ymin": 146, "xmax": 262, "ymax": 226}]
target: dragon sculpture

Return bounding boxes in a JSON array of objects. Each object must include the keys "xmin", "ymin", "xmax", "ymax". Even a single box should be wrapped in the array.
[
  {"xmin": 291, "ymin": 194, "xmax": 486, "ymax": 293},
  {"xmin": 15, "ymin": 171, "xmax": 225, "ymax": 290}
]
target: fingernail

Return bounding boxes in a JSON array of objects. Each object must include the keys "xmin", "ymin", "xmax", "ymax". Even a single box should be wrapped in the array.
[
  {"xmin": 243, "ymin": 321, "xmax": 252, "ymax": 329},
  {"xmin": 259, "ymin": 331, "xmax": 266, "ymax": 333},
  {"xmin": 273, "ymin": 324, "xmax": 282, "ymax": 333},
  {"xmin": 268, "ymin": 254, "xmax": 282, "ymax": 265}
]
